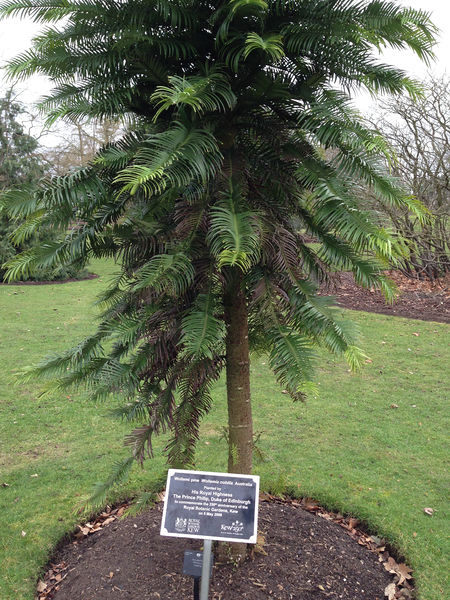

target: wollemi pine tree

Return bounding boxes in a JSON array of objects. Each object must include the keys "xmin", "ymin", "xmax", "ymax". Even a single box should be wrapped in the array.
[{"xmin": 0, "ymin": 0, "xmax": 435, "ymax": 525}]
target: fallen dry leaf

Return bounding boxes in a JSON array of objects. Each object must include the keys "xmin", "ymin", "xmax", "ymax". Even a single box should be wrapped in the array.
[
  {"xmin": 423, "ymin": 507, "xmax": 434, "ymax": 516},
  {"xmin": 390, "ymin": 403, "xmax": 399, "ymax": 409},
  {"xmin": 395, "ymin": 563, "xmax": 413, "ymax": 585},
  {"xmin": 384, "ymin": 582, "xmax": 396, "ymax": 599},
  {"xmin": 302, "ymin": 497, "xmax": 320, "ymax": 511},
  {"xmin": 412, "ymin": 332, "xmax": 419, "ymax": 337},
  {"xmin": 21, "ymin": 530, "xmax": 26, "ymax": 537},
  {"xmin": 370, "ymin": 535, "xmax": 383, "ymax": 546},
  {"xmin": 255, "ymin": 533, "xmax": 268, "ymax": 556},
  {"xmin": 384, "ymin": 557, "xmax": 413, "ymax": 585},
  {"xmin": 384, "ymin": 557, "xmax": 397, "ymax": 572},
  {"xmin": 36, "ymin": 581, "xmax": 47, "ymax": 593}
]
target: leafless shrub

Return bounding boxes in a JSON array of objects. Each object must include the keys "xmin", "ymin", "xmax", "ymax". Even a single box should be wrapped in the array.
[{"xmin": 373, "ymin": 75, "xmax": 450, "ymax": 281}]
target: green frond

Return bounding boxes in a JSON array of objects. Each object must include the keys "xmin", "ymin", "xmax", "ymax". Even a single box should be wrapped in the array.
[
  {"xmin": 207, "ymin": 179, "xmax": 261, "ymax": 271},
  {"xmin": 94, "ymin": 270, "xmax": 130, "ymax": 310},
  {"xmin": 124, "ymin": 491, "xmax": 158, "ymax": 516},
  {"xmin": 100, "ymin": 313, "xmax": 144, "ymax": 346},
  {"xmin": 3, "ymin": 247, "xmax": 39, "ymax": 282},
  {"xmin": 92, "ymin": 131, "xmax": 144, "ymax": 170},
  {"xmin": 180, "ymin": 292, "xmax": 226, "ymax": 359},
  {"xmin": 244, "ymin": 32, "xmax": 285, "ymax": 61},
  {"xmin": 132, "ymin": 252, "xmax": 195, "ymax": 295},
  {"xmin": 0, "ymin": 0, "xmax": 71, "ymax": 23},
  {"xmin": 268, "ymin": 324, "xmax": 317, "ymax": 401},
  {"xmin": 115, "ymin": 121, "xmax": 222, "ymax": 197},
  {"xmin": 377, "ymin": 193, "xmax": 431, "ymax": 225},
  {"xmin": 151, "ymin": 72, "xmax": 236, "ymax": 120},
  {"xmin": 0, "ymin": 184, "xmax": 42, "ymax": 218},
  {"xmin": 7, "ymin": 211, "xmax": 46, "ymax": 244},
  {"xmin": 362, "ymin": 271, "xmax": 396, "ymax": 303},
  {"xmin": 213, "ymin": 0, "xmax": 268, "ymax": 43},
  {"xmin": 344, "ymin": 345, "xmax": 368, "ymax": 372},
  {"xmin": 89, "ymin": 456, "xmax": 134, "ymax": 508},
  {"xmin": 109, "ymin": 398, "xmax": 151, "ymax": 423},
  {"xmin": 287, "ymin": 289, "xmax": 358, "ymax": 356},
  {"xmin": 16, "ymin": 335, "xmax": 105, "ymax": 400},
  {"xmin": 4, "ymin": 229, "xmax": 95, "ymax": 281}
]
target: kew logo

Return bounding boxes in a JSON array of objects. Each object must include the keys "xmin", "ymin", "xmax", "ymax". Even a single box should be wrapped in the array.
[{"xmin": 221, "ymin": 520, "xmax": 244, "ymax": 534}]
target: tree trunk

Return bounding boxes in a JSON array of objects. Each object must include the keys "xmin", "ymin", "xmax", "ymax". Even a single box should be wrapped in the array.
[
  {"xmin": 221, "ymin": 267, "xmax": 253, "ymax": 564},
  {"xmin": 224, "ymin": 268, "xmax": 253, "ymax": 474}
]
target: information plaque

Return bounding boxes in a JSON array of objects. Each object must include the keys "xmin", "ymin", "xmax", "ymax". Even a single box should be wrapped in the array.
[
  {"xmin": 160, "ymin": 469, "xmax": 259, "ymax": 544},
  {"xmin": 183, "ymin": 551, "xmax": 213, "ymax": 578}
]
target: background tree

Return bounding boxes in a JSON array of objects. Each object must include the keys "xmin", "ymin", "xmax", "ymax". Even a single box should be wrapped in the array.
[
  {"xmin": 0, "ymin": 89, "xmax": 44, "ymax": 278},
  {"xmin": 45, "ymin": 118, "xmax": 123, "ymax": 175},
  {"xmin": 371, "ymin": 75, "xmax": 450, "ymax": 281},
  {"xmin": 0, "ymin": 90, "xmax": 91, "ymax": 280},
  {"xmin": 0, "ymin": 0, "xmax": 435, "ymax": 558}
]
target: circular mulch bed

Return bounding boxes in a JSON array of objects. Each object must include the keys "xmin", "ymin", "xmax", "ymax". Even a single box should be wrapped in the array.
[{"xmin": 38, "ymin": 498, "xmax": 411, "ymax": 600}]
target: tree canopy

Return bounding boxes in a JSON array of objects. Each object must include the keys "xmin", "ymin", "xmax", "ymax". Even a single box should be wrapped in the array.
[{"xmin": 0, "ymin": 0, "xmax": 436, "ymax": 484}]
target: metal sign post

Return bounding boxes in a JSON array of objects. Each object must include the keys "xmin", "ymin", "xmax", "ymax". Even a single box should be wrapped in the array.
[
  {"xmin": 183, "ymin": 550, "xmax": 213, "ymax": 600},
  {"xmin": 160, "ymin": 469, "xmax": 260, "ymax": 600},
  {"xmin": 199, "ymin": 539, "xmax": 213, "ymax": 600},
  {"xmin": 193, "ymin": 577, "xmax": 200, "ymax": 600}
]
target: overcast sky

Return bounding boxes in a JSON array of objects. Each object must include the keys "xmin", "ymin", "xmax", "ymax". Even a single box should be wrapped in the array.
[{"xmin": 0, "ymin": 0, "xmax": 448, "ymax": 135}]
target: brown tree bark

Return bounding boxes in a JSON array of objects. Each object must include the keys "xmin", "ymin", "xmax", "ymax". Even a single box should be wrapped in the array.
[
  {"xmin": 224, "ymin": 267, "xmax": 253, "ymax": 474},
  {"xmin": 221, "ymin": 267, "xmax": 253, "ymax": 564}
]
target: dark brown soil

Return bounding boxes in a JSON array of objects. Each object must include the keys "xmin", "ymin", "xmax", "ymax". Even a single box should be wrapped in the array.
[
  {"xmin": 46, "ymin": 501, "xmax": 398, "ymax": 600},
  {"xmin": 321, "ymin": 271, "xmax": 449, "ymax": 324},
  {"xmin": 0, "ymin": 273, "xmax": 98, "ymax": 286}
]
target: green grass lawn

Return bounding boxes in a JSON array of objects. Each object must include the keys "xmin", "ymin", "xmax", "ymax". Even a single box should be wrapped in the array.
[{"xmin": 0, "ymin": 259, "xmax": 448, "ymax": 599}]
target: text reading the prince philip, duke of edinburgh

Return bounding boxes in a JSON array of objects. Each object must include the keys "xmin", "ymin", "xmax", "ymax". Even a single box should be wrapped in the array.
[{"xmin": 160, "ymin": 469, "xmax": 259, "ymax": 544}]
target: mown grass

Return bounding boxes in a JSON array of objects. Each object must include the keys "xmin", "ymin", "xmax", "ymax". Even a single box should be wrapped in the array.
[{"xmin": 0, "ymin": 259, "xmax": 448, "ymax": 600}]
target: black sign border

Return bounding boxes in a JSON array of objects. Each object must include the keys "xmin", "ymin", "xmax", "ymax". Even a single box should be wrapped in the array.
[{"xmin": 160, "ymin": 469, "xmax": 260, "ymax": 543}]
